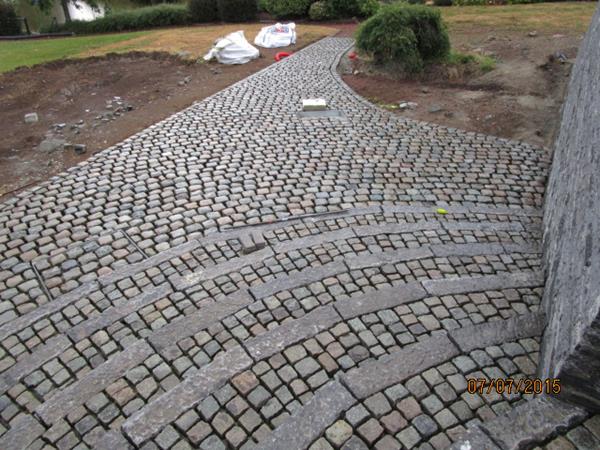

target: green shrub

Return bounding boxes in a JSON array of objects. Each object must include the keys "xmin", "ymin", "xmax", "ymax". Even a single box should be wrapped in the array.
[
  {"xmin": 433, "ymin": 0, "xmax": 453, "ymax": 5},
  {"xmin": 263, "ymin": 0, "xmax": 312, "ymax": 18},
  {"xmin": 0, "ymin": 1, "xmax": 20, "ymax": 36},
  {"xmin": 451, "ymin": 0, "xmax": 486, "ymax": 5},
  {"xmin": 356, "ymin": 4, "xmax": 450, "ymax": 72},
  {"xmin": 189, "ymin": 0, "xmax": 218, "ymax": 22},
  {"xmin": 309, "ymin": 1, "xmax": 331, "ymax": 20},
  {"xmin": 47, "ymin": 4, "xmax": 190, "ymax": 34},
  {"xmin": 216, "ymin": 0, "xmax": 257, "ymax": 21},
  {"xmin": 326, "ymin": 0, "xmax": 378, "ymax": 18},
  {"xmin": 406, "ymin": 0, "xmax": 425, "ymax": 4},
  {"xmin": 358, "ymin": 0, "xmax": 379, "ymax": 17}
]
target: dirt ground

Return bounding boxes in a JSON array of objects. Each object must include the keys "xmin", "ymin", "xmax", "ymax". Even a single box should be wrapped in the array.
[
  {"xmin": 0, "ymin": 30, "xmax": 334, "ymax": 200},
  {"xmin": 341, "ymin": 25, "xmax": 582, "ymax": 150}
]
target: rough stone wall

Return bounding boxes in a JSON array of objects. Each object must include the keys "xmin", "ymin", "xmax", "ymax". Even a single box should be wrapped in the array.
[{"xmin": 539, "ymin": 4, "xmax": 600, "ymax": 410}]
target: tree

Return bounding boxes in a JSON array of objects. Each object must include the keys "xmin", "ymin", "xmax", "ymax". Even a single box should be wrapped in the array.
[{"xmin": 32, "ymin": 0, "xmax": 100, "ymax": 23}]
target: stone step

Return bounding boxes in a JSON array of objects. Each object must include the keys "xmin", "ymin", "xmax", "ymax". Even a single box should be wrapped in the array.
[{"xmin": 449, "ymin": 396, "xmax": 588, "ymax": 450}]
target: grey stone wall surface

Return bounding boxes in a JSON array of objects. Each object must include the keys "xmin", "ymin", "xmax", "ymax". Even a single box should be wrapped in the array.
[{"xmin": 539, "ymin": 4, "xmax": 600, "ymax": 410}]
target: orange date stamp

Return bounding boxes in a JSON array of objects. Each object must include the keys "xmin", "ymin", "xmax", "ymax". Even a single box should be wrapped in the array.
[{"xmin": 466, "ymin": 378, "xmax": 561, "ymax": 395}]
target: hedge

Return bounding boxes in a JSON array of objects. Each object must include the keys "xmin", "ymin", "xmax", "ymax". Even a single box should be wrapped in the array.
[
  {"xmin": 188, "ymin": 0, "xmax": 218, "ymax": 22},
  {"xmin": 262, "ymin": 0, "xmax": 313, "ymax": 18},
  {"xmin": 217, "ymin": 0, "xmax": 257, "ymax": 21},
  {"xmin": 46, "ymin": 4, "xmax": 190, "ymax": 34}
]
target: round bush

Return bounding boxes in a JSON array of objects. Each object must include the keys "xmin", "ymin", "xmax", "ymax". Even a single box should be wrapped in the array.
[
  {"xmin": 309, "ymin": 1, "xmax": 331, "ymax": 20},
  {"xmin": 263, "ymin": 0, "xmax": 312, "ymax": 18},
  {"xmin": 356, "ymin": 4, "xmax": 450, "ymax": 72},
  {"xmin": 189, "ymin": 0, "xmax": 218, "ymax": 22},
  {"xmin": 217, "ymin": 0, "xmax": 257, "ymax": 22},
  {"xmin": 0, "ymin": 1, "xmax": 20, "ymax": 36}
]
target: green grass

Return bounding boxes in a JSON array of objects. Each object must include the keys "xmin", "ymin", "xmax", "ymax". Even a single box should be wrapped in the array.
[
  {"xmin": 445, "ymin": 50, "xmax": 496, "ymax": 72},
  {"xmin": 439, "ymin": 2, "xmax": 596, "ymax": 33},
  {"xmin": 0, "ymin": 32, "xmax": 147, "ymax": 73}
]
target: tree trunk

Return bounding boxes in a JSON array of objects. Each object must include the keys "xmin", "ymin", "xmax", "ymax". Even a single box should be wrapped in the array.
[{"xmin": 60, "ymin": 0, "xmax": 72, "ymax": 23}]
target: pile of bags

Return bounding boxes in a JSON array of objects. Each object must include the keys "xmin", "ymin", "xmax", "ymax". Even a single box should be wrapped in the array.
[
  {"xmin": 204, "ymin": 23, "xmax": 296, "ymax": 65},
  {"xmin": 254, "ymin": 23, "xmax": 297, "ymax": 49},
  {"xmin": 203, "ymin": 31, "xmax": 259, "ymax": 65}
]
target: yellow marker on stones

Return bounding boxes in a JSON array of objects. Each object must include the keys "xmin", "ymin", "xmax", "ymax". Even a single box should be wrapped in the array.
[{"xmin": 436, "ymin": 208, "xmax": 448, "ymax": 215}]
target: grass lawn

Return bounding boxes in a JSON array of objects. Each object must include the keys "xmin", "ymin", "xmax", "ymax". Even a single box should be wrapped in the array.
[
  {"xmin": 0, "ymin": 32, "xmax": 149, "ymax": 73},
  {"xmin": 0, "ymin": 24, "xmax": 337, "ymax": 74},
  {"xmin": 441, "ymin": 2, "xmax": 596, "ymax": 33}
]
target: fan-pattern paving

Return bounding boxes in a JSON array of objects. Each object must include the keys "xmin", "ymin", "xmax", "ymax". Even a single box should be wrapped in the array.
[{"xmin": 0, "ymin": 37, "xmax": 595, "ymax": 450}]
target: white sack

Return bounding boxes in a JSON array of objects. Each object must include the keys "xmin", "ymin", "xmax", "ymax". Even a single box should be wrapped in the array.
[
  {"xmin": 254, "ymin": 23, "xmax": 297, "ymax": 48},
  {"xmin": 204, "ymin": 31, "xmax": 260, "ymax": 65}
]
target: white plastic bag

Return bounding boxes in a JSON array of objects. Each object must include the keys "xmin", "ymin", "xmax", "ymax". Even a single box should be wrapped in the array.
[
  {"xmin": 254, "ymin": 23, "xmax": 297, "ymax": 49},
  {"xmin": 204, "ymin": 31, "xmax": 260, "ymax": 65}
]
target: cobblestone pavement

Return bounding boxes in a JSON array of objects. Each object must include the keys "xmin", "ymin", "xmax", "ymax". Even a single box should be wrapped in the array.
[{"xmin": 0, "ymin": 38, "xmax": 597, "ymax": 450}]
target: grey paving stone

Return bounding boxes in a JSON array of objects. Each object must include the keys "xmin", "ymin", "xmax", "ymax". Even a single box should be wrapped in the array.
[
  {"xmin": 449, "ymin": 312, "xmax": 545, "ymax": 353},
  {"xmin": 123, "ymin": 346, "xmax": 252, "ymax": 445},
  {"xmin": 254, "ymin": 380, "xmax": 355, "ymax": 450},
  {"xmin": 149, "ymin": 290, "xmax": 253, "ymax": 350},
  {"xmin": 0, "ymin": 415, "xmax": 45, "ymax": 450},
  {"xmin": 334, "ymin": 282, "xmax": 427, "ymax": 320},
  {"xmin": 0, "ymin": 334, "xmax": 70, "ymax": 395},
  {"xmin": 68, "ymin": 283, "xmax": 172, "ymax": 341},
  {"xmin": 423, "ymin": 272, "xmax": 543, "ymax": 297},
  {"xmin": 244, "ymin": 306, "xmax": 340, "ymax": 360},
  {"xmin": 342, "ymin": 334, "xmax": 459, "ymax": 399},
  {"xmin": 481, "ymin": 396, "xmax": 587, "ymax": 450},
  {"xmin": 37, "ymin": 340, "xmax": 154, "ymax": 425}
]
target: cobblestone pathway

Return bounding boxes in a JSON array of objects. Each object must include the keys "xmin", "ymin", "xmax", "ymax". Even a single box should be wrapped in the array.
[{"xmin": 0, "ymin": 38, "xmax": 598, "ymax": 450}]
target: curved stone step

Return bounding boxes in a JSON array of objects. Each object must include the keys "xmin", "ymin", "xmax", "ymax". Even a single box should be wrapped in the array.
[{"xmin": 449, "ymin": 396, "xmax": 588, "ymax": 450}]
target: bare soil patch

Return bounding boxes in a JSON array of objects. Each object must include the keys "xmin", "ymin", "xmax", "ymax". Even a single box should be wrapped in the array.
[
  {"xmin": 341, "ymin": 25, "xmax": 582, "ymax": 150},
  {"xmin": 0, "ymin": 28, "xmax": 336, "ymax": 200}
]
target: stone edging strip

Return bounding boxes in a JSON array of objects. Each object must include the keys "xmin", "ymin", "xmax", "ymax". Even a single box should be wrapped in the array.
[
  {"xmin": 251, "ymin": 380, "xmax": 356, "ymax": 450},
  {"xmin": 341, "ymin": 334, "xmax": 461, "ymax": 399},
  {"xmin": 334, "ymin": 282, "xmax": 427, "ymax": 320},
  {"xmin": 148, "ymin": 290, "xmax": 253, "ymax": 351},
  {"xmin": 0, "ymin": 335, "xmax": 71, "ymax": 396},
  {"xmin": 423, "ymin": 271, "xmax": 544, "ymax": 297},
  {"xmin": 244, "ymin": 306, "xmax": 341, "ymax": 360},
  {"xmin": 0, "ymin": 415, "xmax": 46, "ymax": 450},
  {"xmin": 35, "ymin": 340, "xmax": 154, "ymax": 426},
  {"xmin": 67, "ymin": 282, "xmax": 174, "ymax": 342},
  {"xmin": 123, "ymin": 346, "xmax": 253, "ymax": 445},
  {"xmin": 449, "ymin": 312, "xmax": 546, "ymax": 353}
]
